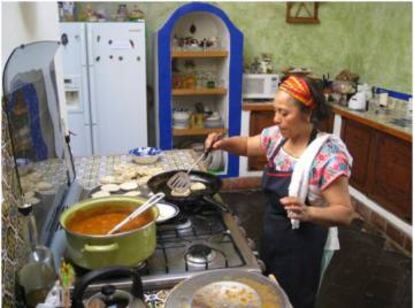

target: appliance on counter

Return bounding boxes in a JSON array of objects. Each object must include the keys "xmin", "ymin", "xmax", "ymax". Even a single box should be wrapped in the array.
[
  {"xmin": 348, "ymin": 84, "xmax": 370, "ymax": 110},
  {"xmin": 242, "ymin": 74, "xmax": 280, "ymax": 100},
  {"xmin": 50, "ymin": 196, "xmax": 262, "ymax": 305},
  {"xmin": 59, "ymin": 22, "xmax": 147, "ymax": 156}
]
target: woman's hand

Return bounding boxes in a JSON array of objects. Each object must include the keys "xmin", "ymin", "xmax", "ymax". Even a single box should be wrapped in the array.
[
  {"xmin": 205, "ymin": 132, "xmax": 225, "ymax": 151},
  {"xmin": 280, "ymin": 197, "xmax": 313, "ymax": 222}
]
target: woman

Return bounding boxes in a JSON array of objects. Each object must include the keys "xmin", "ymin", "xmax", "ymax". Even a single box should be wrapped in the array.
[{"xmin": 205, "ymin": 76, "xmax": 356, "ymax": 308}]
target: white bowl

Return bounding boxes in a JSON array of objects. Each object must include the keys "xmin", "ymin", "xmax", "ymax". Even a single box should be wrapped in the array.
[
  {"xmin": 129, "ymin": 147, "xmax": 162, "ymax": 165},
  {"xmin": 173, "ymin": 111, "xmax": 190, "ymax": 121}
]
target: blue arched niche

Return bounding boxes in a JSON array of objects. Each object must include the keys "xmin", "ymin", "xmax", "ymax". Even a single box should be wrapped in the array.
[{"xmin": 157, "ymin": 2, "xmax": 243, "ymax": 178}]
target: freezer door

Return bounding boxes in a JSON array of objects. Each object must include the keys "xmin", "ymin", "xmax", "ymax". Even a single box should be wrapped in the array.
[
  {"xmin": 59, "ymin": 23, "xmax": 88, "ymax": 72},
  {"xmin": 88, "ymin": 22, "xmax": 147, "ymax": 155},
  {"xmin": 60, "ymin": 23, "xmax": 92, "ymax": 156}
]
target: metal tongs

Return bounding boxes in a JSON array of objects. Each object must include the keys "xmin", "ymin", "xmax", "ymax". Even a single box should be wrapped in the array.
[
  {"xmin": 167, "ymin": 134, "xmax": 223, "ymax": 193},
  {"xmin": 107, "ymin": 192, "xmax": 165, "ymax": 235}
]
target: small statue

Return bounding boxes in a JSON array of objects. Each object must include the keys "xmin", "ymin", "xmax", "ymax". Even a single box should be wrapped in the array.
[{"xmin": 259, "ymin": 53, "xmax": 274, "ymax": 74}]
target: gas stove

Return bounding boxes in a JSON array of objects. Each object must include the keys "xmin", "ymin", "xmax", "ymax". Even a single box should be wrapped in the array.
[{"xmin": 49, "ymin": 186, "xmax": 262, "ymax": 298}]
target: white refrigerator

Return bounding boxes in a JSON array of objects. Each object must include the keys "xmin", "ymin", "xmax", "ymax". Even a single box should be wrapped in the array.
[{"xmin": 59, "ymin": 22, "xmax": 147, "ymax": 156}]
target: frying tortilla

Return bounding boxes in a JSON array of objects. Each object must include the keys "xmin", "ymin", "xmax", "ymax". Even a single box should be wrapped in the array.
[
  {"xmin": 190, "ymin": 182, "xmax": 206, "ymax": 191},
  {"xmin": 171, "ymin": 188, "xmax": 191, "ymax": 197}
]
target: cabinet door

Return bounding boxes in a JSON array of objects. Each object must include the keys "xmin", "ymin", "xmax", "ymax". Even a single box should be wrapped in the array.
[
  {"xmin": 341, "ymin": 118, "xmax": 375, "ymax": 192},
  {"xmin": 369, "ymin": 133, "xmax": 412, "ymax": 221},
  {"xmin": 248, "ymin": 111, "xmax": 274, "ymax": 171}
]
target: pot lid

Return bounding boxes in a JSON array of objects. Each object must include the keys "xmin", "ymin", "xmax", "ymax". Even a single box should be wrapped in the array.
[
  {"xmin": 87, "ymin": 285, "xmax": 132, "ymax": 307},
  {"xmin": 165, "ymin": 269, "xmax": 292, "ymax": 307}
]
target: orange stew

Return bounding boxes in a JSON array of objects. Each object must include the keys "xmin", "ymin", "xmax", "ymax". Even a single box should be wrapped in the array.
[{"xmin": 66, "ymin": 206, "xmax": 153, "ymax": 235}]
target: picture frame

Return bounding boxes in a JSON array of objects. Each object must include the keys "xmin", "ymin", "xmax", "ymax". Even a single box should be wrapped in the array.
[{"xmin": 286, "ymin": 2, "xmax": 320, "ymax": 24}]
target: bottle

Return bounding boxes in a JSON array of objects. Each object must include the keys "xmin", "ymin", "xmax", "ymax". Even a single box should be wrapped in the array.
[{"xmin": 17, "ymin": 204, "xmax": 57, "ymax": 308}]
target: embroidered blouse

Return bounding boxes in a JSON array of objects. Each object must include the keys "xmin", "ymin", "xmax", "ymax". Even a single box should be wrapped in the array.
[{"xmin": 260, "ymin": 125, "xmax": 353, "ymax": 250}]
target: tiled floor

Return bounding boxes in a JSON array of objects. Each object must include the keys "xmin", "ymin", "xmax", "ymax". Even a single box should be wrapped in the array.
[{"xmin": 221, "ymin": 190, "xmax": 412, "ymax": 308}]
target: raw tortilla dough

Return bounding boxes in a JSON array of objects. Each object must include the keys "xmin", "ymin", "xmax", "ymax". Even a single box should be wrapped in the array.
[
  {"xmin": 100, "ymin": 184, "xmax": 120, "ymax": 192},
  {"xmin": 190, "ymin": 182, "xmax": 207, "ymax": 191},
  {"xmin": 171, "ymin": 188, "xmax": 191, "ymax": 197},
  {"xmin": 123, "ymin": 190, "xmax": 141, "ymax": 197},
  {"xmin": 100, "ymin": 176, "xmax": 116, "ymax": 184},
  {"xmin": 120, "ymin": 181, "xmax": 138, "ymax": 191},
  {"xmin": 91, "ymin": 190, "xmax": 111, "ymax": 198}
]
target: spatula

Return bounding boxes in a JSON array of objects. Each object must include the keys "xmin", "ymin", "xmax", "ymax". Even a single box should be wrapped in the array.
[
  {"xmin": 107, "ymin": 192, "xmax": 165, "ymax": 235},
  {"xmin": 167, "ymin": 135, "xmax": 223, "ymax": 193},
  {"xmin": 167, "ymin": 148, "xmax": 213, "ymax": 193}
]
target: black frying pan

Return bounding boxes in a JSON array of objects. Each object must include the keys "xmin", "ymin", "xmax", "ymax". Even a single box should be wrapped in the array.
[{"xmin": 147, "ymin": 170, "xmax": 229, "ymax": 212}]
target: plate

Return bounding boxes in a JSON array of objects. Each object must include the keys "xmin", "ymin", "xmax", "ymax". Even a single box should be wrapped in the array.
[
  {"xmin": 165, "ymin": 269, "xmax": 292, "ymax": 307},
  {"xmin": 155, "ymin": 202, "xmax": 179, "ymax": 223}
]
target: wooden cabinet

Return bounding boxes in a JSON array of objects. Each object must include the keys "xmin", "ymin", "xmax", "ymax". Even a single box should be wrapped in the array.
[
  {"xmin": 341, "ymin": 118, "xmax": 412, "ymax": 221},
  {"xmin": 368, "ymin": 133, "xmax": 412, "ymax": 221},
  {"xmin": 341, "ymin": 119, "xmax": 375, "ymax": 192},
  {"xmin": 248, "ymin": 111, "xmax": 274, "ymax": 171}
]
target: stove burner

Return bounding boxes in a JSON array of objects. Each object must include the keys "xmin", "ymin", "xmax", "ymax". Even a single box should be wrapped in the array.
[
  {"xmin": 186, "ymin": 244, "xmax": 216, "ymax": 264},
  {"xmin": 66, "ymin": 258, "xmax": 149, "ymax": 277}
]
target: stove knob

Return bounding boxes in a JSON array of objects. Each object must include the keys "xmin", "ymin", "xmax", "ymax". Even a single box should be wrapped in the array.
[
  {"xmin": 246, "ymin": 237, "xmax": 256, "ymax": 250},
  {"xmin": 238, "ymin": 226, "xmax": 246, "ymax": 237}
]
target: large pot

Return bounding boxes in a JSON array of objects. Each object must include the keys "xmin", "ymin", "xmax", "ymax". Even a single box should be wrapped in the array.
[{"xmin": 60, "ymin": 196, "xmax": 159, "ymax": 269}]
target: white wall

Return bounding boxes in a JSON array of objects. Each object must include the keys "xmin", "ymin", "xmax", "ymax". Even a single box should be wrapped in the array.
[{"xmin": 1, "ymin": 1, "xmax": 67, "ymax": 126}]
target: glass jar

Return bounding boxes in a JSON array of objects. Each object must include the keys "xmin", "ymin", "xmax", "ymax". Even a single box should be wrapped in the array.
[{"xmin": 18, "ymin": 246, "xmax": 57, "ymax": 308}]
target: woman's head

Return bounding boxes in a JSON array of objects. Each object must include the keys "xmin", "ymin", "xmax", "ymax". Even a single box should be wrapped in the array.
[{"xmin": 272, "ymin": 76, "xmax": 328, "ymax": 138}]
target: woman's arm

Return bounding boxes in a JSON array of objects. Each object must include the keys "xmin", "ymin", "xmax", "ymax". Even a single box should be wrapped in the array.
[
  {"xmin": 205, "ymin": 133, "xmax": 265, "ymax": 157},
  {"xmin": 281, "ymin": 176, "xmax": 357, "ymax": 226}
]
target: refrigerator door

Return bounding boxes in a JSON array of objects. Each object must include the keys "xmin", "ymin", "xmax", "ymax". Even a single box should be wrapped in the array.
[
  {"xmin": 60, "ymin": 23, "xmax": 92, "ymax": 156},
  {"xmin": 87, "ymin": 22, "xmax": 148, "ymax": 155}
]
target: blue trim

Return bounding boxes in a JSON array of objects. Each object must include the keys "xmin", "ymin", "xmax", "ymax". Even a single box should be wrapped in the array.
[
  {"xmin": 157, "ymin": 2, "xmax": 243, "ymax": 177},
  {"xmin": 7, "ymin": 83, "xmax": 48, "ymax": 161},
  {"xmin": 376, "ymin": 87, "xmax": 412, "ymax": 101}
]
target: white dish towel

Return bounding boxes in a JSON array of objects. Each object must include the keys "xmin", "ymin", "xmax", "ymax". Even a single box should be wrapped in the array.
[{"xmin": 288, "ymin": 133, "xmax": 331, "ymax": 229}]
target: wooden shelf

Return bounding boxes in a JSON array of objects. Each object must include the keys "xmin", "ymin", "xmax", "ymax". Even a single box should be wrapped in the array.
[
  {"xmin": 173, "ymin": 127, "xmax": 227, "ymax": 136},
  {"xmin": 172, "ymin": 50, "xmax": 228, "ymax": 58},
  {"xmin": 172, "ymin": 87, "xmax": 227, "ymax": 96}
]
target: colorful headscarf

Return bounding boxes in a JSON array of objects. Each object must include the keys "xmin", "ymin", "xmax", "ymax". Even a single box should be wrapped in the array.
[{"xmin": 279, "ymin": 76, "xmax": 316, "ymax": 109}]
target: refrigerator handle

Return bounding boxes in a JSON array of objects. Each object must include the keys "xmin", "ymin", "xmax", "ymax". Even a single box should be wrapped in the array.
[
  {"xmin": 88, "ymin": 71, "xmax": 97, "ymax": 126},
  {"xmin": 88, "ymin": 66, "xmax": 99, "ymax": 154},
  {"xmin": 86, "ymin": 24, "xmax": 94, "ymax": 66},
  {"xmin": 80, "ymin": 23, "xmax": 87, "ymax": 66},
  {"xmin": 81, "ymin": 68, "xmax": 91, "ymax": 126}
]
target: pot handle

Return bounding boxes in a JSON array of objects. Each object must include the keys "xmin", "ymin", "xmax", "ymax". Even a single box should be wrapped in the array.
[
  {"xmin": 202, "ymin": 195, "xmax": 231, "ymax": 213},
  {"xmin": 71, "ymin": 266, "xmax": 144, "ymax": 308},
  {"xmin": 83, "ymin": 243, "xmax": 119, "ymax": 252}
]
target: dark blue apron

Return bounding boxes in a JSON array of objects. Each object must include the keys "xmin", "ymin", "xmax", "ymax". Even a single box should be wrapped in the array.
[{"xmin": 260, "ymin": 130, "xmax": 328, "ymax": 308}]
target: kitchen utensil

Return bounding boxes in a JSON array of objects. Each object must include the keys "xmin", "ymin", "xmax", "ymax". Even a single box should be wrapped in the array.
[
  {"xmin": 71, "ymin": 266, "xmax": 146, "ymax": 308},
  {"xmin": 107, "ymin": 192, "xmax": 165, "ymax": 235},
  {"xmin": 87, "ymin": 187, "xmax": 179, "ymax": 224},
  {"xmin": 148, "ymin": 170, "xmax": 230, "ymax": 212},
  {"xmin": 60, "ymin": 196, "xmax": 159, "ymax": 269},
  {"xmin": 164, "ymin": 269, "xmax": 292, "ymax": 307},
  {"xmin": 167, "ymin": 147, "xmax": 213, "ymax": 193}
]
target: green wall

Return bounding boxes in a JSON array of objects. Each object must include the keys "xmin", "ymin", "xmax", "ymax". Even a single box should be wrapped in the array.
[{"xmin": 78, "ymin": 2, "xmax": 412, "ymax": 93}]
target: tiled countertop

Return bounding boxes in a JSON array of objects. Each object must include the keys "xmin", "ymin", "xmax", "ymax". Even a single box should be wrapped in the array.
[
  {"xmin": 243, "ymin": 102, "xmax": 412, "ymax": 142},
  {"xmin": 74, "ymin": 149, "xmax": 205, "ymax": 190},
  {"xmin": 329, "ymin": 103, "xmax": 412, "ymax": 142}
]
